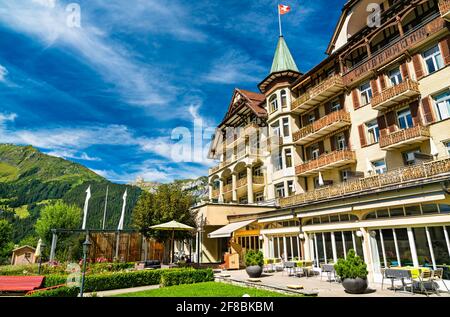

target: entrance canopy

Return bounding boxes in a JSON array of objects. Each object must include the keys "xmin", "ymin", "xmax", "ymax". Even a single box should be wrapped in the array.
[{"xmin": 208, "ymin": 219, "xmax": 255, "ymax": 239}]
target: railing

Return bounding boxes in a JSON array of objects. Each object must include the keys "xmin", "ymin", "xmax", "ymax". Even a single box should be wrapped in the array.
[
  {"xmin": 379, "ymin": 125, "xmax": 430, "ymax": 149},
  {"xmin": 280, "ymin": 157, "xmax": 450, "ymax": 207},
  {"xmin": 236, "ymin": 178, "xmax": 247, "ymax": 188},
  {"xmin": 211, "ymin": 189, "xmax": 219, "ymax": 198},
  {"xmin": 225, "ymin": 123, "xmax": 260, "ymax": 146},
  {"xmin": 292, "ymin": 92, "xmax": 311, "ymax": 110},
  {"xmin": 223, "ymin": 184, "xmax": 232, "ymax": 193},
  {"xmin": 439, "ymin": 0, "xmax": 450, "ymax": 16},
  {"xmin": 293, "ymin": 110, "xmax": 351, "ymax": 142},
  {"xmin": 253, "ymin": 176, "xmax": 265, "ymax": 184},
  {"xmin": 209, "ymin": 148, "xmax": 263, "ymax": 175},
  {"xmin": 295, "ymin": 150, "xmax": 356, "ymax": 175},
  {"xmin": 371, "ymin": 79, "xmax": 420, "ymax": 109}
]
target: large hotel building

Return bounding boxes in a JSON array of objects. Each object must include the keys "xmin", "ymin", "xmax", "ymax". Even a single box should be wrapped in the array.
[{"xmin": 192, "ymin": 0, "xmax": 450, "ymax": 283}]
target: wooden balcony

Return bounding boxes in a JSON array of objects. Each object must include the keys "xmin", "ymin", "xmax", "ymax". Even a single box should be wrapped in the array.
[
  {"xmin": 293, "ymin": 110, "xmax": 351, "ymax": 145},
  {"xmin": 253, "ymin": 176, "xmax": 265, "ymax": 185},
  {"xmin": 208, "ymin": 148, "xmax": 264, "ymax": 176},
  {"xmin": 223, "ymin": 184, "xmax": 232, "ymax": 193},
  {"xmin": 295, "ymin": 150, "xmax": 356, "ymax": 176},
  {"xmin": 211, "ymin": 189, "xmax": 219, "ymax": 199},
  {"xmin": 379, "ymin": 125, "xmax": 431, "ymax": 150},
  {"xmin": 225, "ymin": 123, "xmax": 260, "ymax": 149},
  {"xmin": 372, "ymin": 79, "xmax": 420, "ymax": 111},
  {"xmin": 280, "ymin": 157, "xmax": 450, "ymax": 207},
  {"xmin": 236, "ymin": 176, "xmax": 265, "ymax": 189},
  {"xmin": 439, "ymin": 0, "xmax": 450, "ymax": 21},
  {"xmin": 291, "ymin": 75, "xmax": 345, "ymax": 114}
]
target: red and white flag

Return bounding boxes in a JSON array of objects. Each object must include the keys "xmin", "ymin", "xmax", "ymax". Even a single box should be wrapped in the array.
[{"xmin": 278, "ymin": 4, "xmax": 291, "ymax": 15}]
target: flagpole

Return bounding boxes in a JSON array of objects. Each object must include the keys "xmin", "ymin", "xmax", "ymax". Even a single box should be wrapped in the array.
[
  {"xmin": 102, "ymin": 185, "xmax": 109, "ymax": 230},
  {"xmin": 278, "ymin": 6, "xmax": 282, "ymax": 37}
]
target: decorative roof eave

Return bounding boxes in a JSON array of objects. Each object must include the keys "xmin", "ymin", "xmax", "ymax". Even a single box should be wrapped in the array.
[{"xmin": 258, "ymin": 70, "xmax": 302, "ymax": 94}]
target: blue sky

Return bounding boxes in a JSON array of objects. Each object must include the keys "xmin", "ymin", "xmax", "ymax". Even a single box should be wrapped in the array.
[{"xmin": 0, "ymin": 0, "xmax": 344, "ymax": 183}]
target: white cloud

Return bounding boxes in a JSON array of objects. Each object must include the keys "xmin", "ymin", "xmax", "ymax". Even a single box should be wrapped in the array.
[
  {"xmin": 46, "ymin": 149, "xmax": 101, "ymax": 162},
  {"xmin": 0, "ymin": 65, "xmax": 8, "ymax": 82}
]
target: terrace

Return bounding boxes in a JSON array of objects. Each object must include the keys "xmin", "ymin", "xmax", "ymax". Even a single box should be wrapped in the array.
[
  {"xmin": 379, "ymin": 125, "xmax": 431, "ymax": 150},
  {"xmin": 295, "ymin": 150, "xmax": 356, "ymax": 176},
  {"xmin": 281, "ymin": 157, "xmax": 450, "ymax": 207},
  {"xmin": 371, "ymin": 79, "xmax": 420, "ymax": 111}
]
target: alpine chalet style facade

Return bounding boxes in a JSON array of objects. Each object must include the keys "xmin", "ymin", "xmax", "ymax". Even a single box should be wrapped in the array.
[{"xmin": 192, "ymin": 0, "xmax": 450, "ymax": 283}]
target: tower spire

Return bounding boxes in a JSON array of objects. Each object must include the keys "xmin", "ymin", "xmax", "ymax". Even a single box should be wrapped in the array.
[{"xmin": 270, "ymin": 36, "xmax": 299, "ymax": 74}]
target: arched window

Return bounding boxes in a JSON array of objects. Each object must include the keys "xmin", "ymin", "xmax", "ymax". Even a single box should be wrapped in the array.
[
  {"xmin": 269, "ymin": 94, "xmax": 278, "ymax": 113},
  {"xmin": 280, "ymin": 90, "xmax": 287, "ymax": 108}
]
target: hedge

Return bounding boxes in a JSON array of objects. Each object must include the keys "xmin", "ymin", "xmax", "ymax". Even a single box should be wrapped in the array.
[
  {"xmin": 26, "ymin": 286, "xmax": 80, "ymax": 297},
  {"xmin": 160, "ymin": 268, "xmax": 214, "ymax": 287},
  {"xmin": 42, "ymin": 268, "xmax": 214, "ymax": 293}
]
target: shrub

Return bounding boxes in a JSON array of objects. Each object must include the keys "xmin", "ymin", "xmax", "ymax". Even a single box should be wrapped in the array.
[
  {"xmin": 244, "ymin": 250, "xmax": 264, "ymax": 267},
  {"xmin": 26, "ymin": 286, "xmax": 80, "ymax": 297},
  {"xmin": 160, "ymin": 268, "xmax": 214, "ymax": 287},
  {"xmin": 334, "ymin": 249, "xmax": 368, "ymax": 280}
]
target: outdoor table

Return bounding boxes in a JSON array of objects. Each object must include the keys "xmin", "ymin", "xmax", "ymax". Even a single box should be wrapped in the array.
[
  {"xmin": 296, "ymin": 260, "xmax": 314, "ymax": 278},
  {"xmin": 387, "ymin": 267, "xmax": 432, "ymax": 292}
]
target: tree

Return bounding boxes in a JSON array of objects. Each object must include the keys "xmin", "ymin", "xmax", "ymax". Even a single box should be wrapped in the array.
[
  {"xmin": 133, "ymin": 184, "xmax": 197, "ymax": 242},
  {"xmin": 0, "ymin": 220, "xmax": 13, "ymax": 264},
  {"xmin": 35, "ymin": 201, "xmax": 81, "ymax": 243}
]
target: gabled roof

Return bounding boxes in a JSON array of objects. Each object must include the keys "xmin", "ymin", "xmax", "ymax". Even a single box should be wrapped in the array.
[
  {"xmin": 270, "ymin": 36, "xmax": 299, "ymax": 73},
  {"xmin": 12, "ymin": 245, "xmax": 36, "ymax": 252},
  {"xmin": 220, "ymin": 88, "xmax": 267, "ymax": 126}
]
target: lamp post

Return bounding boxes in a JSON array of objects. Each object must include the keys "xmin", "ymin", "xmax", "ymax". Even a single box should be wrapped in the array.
[
  {"xmin": 37, "ymin": 242, "xmax": 46, "ymax": 275},
  {"xmin": 79, "ymin": 234, "xmax": 92, "ymax": 298}
]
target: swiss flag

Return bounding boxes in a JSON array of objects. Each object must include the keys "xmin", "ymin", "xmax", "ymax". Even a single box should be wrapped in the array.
[{"xmin": 278, "ymin": 4, "xmax": 291, "ymax": 15}]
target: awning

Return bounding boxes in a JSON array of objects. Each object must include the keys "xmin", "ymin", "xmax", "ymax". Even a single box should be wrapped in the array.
[{"xmin": 208, "ymin": 219, "xmax": 255, "ymax": 238}]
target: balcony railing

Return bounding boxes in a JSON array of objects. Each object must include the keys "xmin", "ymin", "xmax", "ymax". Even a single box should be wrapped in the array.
[
  {"xmin": 223, "ymin": 184, "xmax": 232, "ymax": 193},
  {"xmin": 225, "ymin": 123, "xmax": 260, "ymax": 148},
  {"xmin": 253, "ymin": 176, "xmax": 265, "ymax": 185},
  {"xmin": 293, "ymin": 110, "xmax": 351, "ymax": 145},
  {"xmin": 372, "ymin": 79, "xmax": 420, "ymax": 111},
  {"xmin": 280, "ymin": 157, "xmax": 450, "ymax": 207},
  {"xmin": 291, "ymin": 75, "xmax": 345, "ymax": 113},
  {"xmin": 379, "ymin": 125, "xmax": 431, "ymax": 150},
  {"xmin": 295, "ymin": 150, "xmax": 356, "ymax": 176},
  {"xmin": 343, "ymin": 14, "xmax": 445, "ymax": 85},
  {"xmin": 211, "ymin": 189, "xmax": 219, "ymax": 198},
  {"xmin": 208, "ymin": 147, "xmax": 264, "ymax": 175},
  {"xmin": 439, "ymin": 0, "xmax": 450, "ymax": 21}
]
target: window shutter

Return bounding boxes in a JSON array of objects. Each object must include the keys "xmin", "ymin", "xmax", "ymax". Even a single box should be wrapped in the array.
[
  {"xmin": 305, "ymin": 147, "xmax": 311, "ymax": 161},
  {"xmin": 330, "ymin": 135, "xmax": 336, "ymax": 151},
  {"xmin": 421, "ymin": 96, "xmax": 435, "ymax": 124},
  {"xmin": 439, "ymin": 35, "xmax": 450, "ymax": 66},
  {"xmin": 314, "ymin": 107, "xmax": 320, "ymax": 120},
  {"xmin": 344, "ymin": 129, "xmax": 351, "ymax": 149},
  {"xmin": 370, "ymin": 79, "xmax": 379, "ymax": 95},
  {"xmin": 318, "ymin": 141, "xmax": 325, "ymax": 155},
  {"xmin": 358, "ymin": 124, "xmax": 367, "ymax": 148},
  {"xmin": 325, "ymin": 102, "xmax": 332, "ymax": 115},
  {"xmin": 377, "ymin": 115, "xmax": 388, "ymax": 137},
  {"xmin": 385, "ymin": 111, "xmax": 397, "ymax": 133},
  {"xmin": 400, "ymin": 63, "xmax": 410, "ymax": 80},
  {"xmin": 302, "ymin": 115, "xmax": 309, "ymax": 127},
  {"xmin": 409, "ymin": 100, "xmax": 421, "ymax": 126},
  {"xmin": 339, "ymin": 94, "xmax": 346, "ymax": 110},
  {"xmin": 412, "ymin": 54, "xmax": 424, "ymax": 80},
  {"xmin": 352, "ymin": 89, "xmax": 360, "ymax": 109},
  {"xmin": 379, "ymin": 74, "xmax": 387, "ymax": 91}
]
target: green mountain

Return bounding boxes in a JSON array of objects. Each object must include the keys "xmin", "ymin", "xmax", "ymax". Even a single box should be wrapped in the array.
[{"xmin": 0, "ymin": 144, "xmax": 141, "ymax": 243}]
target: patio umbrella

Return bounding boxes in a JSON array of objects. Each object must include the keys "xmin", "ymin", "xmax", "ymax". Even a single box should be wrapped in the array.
[
  {"xmin": 430, "ymin": 138, "xmax": 439, "ymax": 158},
  {"xmin": 150, "ymin": 220, "xmax": 194, "ymax": 264},
  {"xmin": 34, "ymin": 238, "xmax": 42, "ymax": 260},
  {"xmin": 318, "ymin": 171, "xmax": 324, "ymax": 187}
]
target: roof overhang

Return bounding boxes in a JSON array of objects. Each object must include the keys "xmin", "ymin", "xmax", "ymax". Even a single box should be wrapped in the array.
[
  {"xmin": 208, "ymin": 219, "xmax": 256, "ymax": 238},
  {"xmin": 258, "ymin": 70, "xmax": 301, "ymax": 94}
]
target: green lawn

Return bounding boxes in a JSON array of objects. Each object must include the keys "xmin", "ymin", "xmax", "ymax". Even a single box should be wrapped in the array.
[{"xmin": 113, "ymin": 282, "xmax": 298, "ymax": 297}]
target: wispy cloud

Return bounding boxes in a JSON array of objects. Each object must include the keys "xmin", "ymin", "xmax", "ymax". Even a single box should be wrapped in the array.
[{"xmin": 0, "ymin": 64, "xmax": 8, "ymax": 82}]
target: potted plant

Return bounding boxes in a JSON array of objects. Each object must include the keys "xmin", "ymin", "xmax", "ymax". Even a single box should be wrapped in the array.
[
  {"xmin": 244, "ymin": 250, "xmax": 264, "ymax": 278},
  {"xmin": 334, "ymin": 249, "xmax": 368, "ymax": 294}
]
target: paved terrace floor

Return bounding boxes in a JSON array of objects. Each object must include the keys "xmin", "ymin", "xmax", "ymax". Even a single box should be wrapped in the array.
[{"xmin": 215, "ymin": 269, "xmax": 450, "ymax": 297}]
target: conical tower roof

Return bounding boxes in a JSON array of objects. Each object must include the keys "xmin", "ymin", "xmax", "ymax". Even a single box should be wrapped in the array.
[{"xmin": 270, "ymin": 35, "xmax": 299, "ymax": 73}]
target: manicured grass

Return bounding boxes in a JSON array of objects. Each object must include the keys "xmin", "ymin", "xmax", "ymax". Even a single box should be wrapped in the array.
[{"xmin": 113, "ymin": 282, "xmax": 298, "ymax": 297}]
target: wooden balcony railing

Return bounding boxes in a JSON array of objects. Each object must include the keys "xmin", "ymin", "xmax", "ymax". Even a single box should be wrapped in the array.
[
  {"xmin": 236, "ymin": 178, "xmax": 247, "ymax": 188},
  {"xmin": 293, "ymin": 110, "xmax": 351, "ymax": 143},
  {"xmin": 439, "ymin": 0, "xmax": 450, "ymax": 20},
  {"xmin": 253, "ymin": 176, "xmax": 265, "ymax": 185},
  {"xmin": 209, "ymin": 147, "xmax": 264, "ymax": 175},
  {"xmin": 379, "ymin": 125, "xmax": 430, "ymax": 149},
  {"xmin": 211, "ymin": 189, "xmax": 219, "ymax": 198},
  {"xmin": 371, "ymin": 79, "xmax": 420, "ymax": 110},
  {"xmin": 292, "ymin": 92, "xmax": 311, "ymax": 111},
  {"xmin": 223, "ymin": 184, "xmax": 232, "ymax": 193},
  {"xmin": 295, "ymin": 150, "xmax": 356, "ymax": 175},
  {"xmin": 225, "ymin": 123, "xmax": 260, "ymax": 147},
  {"xmin": 280, "ymin": 157, "xmax": 450, "ymax": 207}
]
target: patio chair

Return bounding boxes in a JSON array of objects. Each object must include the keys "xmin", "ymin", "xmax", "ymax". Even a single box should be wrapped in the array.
[
  {"xmin": 320, "ymin": 264, "xmax": 336, "ymax": 283},
  {"xmin": 283, "ymin": 261, "xmax": 296, "ymax": 276},
  {"xmin": 382, "ymin": 268, "xmax": 413, "ymax": 294},
  {"xmin": 432, "ymin": 268, "xmax": 450, "ymax": 293},
  {"xmin": 412, "ymin": 270, "xmax": 435, "ymax": 297}
]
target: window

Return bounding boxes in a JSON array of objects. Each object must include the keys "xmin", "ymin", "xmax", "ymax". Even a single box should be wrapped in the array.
[
  {"xmin": 274, "ymin": 150, "xmax": 283, "ymax": 171},
  {"xmin": 253, "ymin": 166, "xmax": 263, "ymax": 176},
  {"xmin": 255, "ymin": 192, "xmax": 264, "ymax": 202},
  {"xmin": 360, "ymin": 82, "xmax": 372, "ymax": 105},
  {"xmin": 336, "ymin": 133, "xmax": 346, "ymax": 150},
  {"xmin": 310, "ymin": 144, "xmax": 320, "ymax": 160},
  {"xmin": 397, "ymin": 108, "xmax": 413, "ymax": 129},
  {"xmin": 282, "ymin": 117, "xmax": 290, "ymax": 137},
  {"xmin": 308, "ymin": 113, "xmax": 315, "ymax": 124},
  {"xmin": 331, "ymin": 99, "xmax": 341, "ymax": 112},
  {"xmin": 388, "ymin": 67, "xmax": 402, "ymax": 86},
  {"xmin": 434, "ymin": 91, "xmax": 450, "ymax": 121},
  {"xmin": 372, "ymin": 159, "xmax": 387, "ymax": 174},
  {"xmin": 269, "ymin": 94, "xmax": 278, "ymax": 113},
  {"xmin": 341, "ymin": 169, "xmax": 350, "ymax": 182},
  {"xmin": 446, "ymin": 141, "xmax": 450, "ymax": 156},
  {"xmin": 287, "ymin": 180, "xmax": 295, "ymax": 196},
  {"xmin": 239, "ymin": 197, "xmax": 248, "ymax": 204},
  {"xmin": 422, "ymin": 45, "xmax": 444, "ymax": 75},
  {"xmin": 284, "ymin": 148, "xmax": 292, "ymax": 168},
  {"xmin": 366, "ymin": 120, "xmax": 380, "ymax": 144},
  {"xmin": 271, "ymin": 121, "xmax": 280, "ymax": 137},
  {"xmin": 275, "ymin": 183, "xmax": 285, "ymax": 198},
  {"xmin": 280, "ymin": 90, "xmax": 287, "ymax": 108}
]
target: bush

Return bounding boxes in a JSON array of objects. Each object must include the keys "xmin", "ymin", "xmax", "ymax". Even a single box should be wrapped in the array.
[
  {"xmin": 244, "ymin": 250, "xmax": 264, "ymax": 267},
  {"xmin": 334, "ymin": 249, "xmax": 368, "ymax": 280},
  {"xmin": 160, "ymin": 268, "xmax": 214, "ymax": 287},
  {"xmin": 26, "ymin": 286, "xmax": 80, "ymax": 297}
]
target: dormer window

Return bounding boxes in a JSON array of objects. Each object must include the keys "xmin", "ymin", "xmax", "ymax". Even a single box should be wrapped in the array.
[
  {"xmin": 269, "ymin": 94, "xmax": 278, "ymax": 113},
  {"xmin": 280, "ymin": 90, "xmax": 287, "ymax": 108}
]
